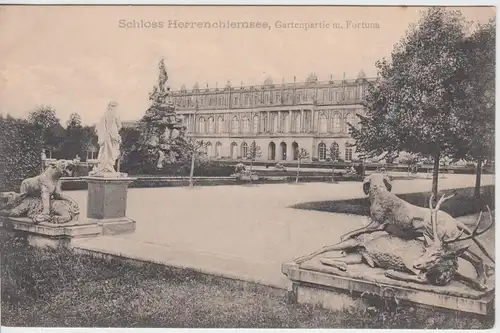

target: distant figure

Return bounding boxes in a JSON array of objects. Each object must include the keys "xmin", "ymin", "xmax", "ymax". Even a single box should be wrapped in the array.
[
  {"xmin": 96, "ymin": 101, "xmax": 122, "ymax": 174},
  {"xmin": 358, "ymin": 161, "xmax": 365, "ymax": 177}
]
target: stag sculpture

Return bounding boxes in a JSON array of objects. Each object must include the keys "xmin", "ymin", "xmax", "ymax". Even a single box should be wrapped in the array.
[
  {"xmin": 293, "ymin": 194, "xmax": 493, "ymax": 291},
  {"xmin": 338, "ymin": 174, "xmax": 494, "ymax": 285}
]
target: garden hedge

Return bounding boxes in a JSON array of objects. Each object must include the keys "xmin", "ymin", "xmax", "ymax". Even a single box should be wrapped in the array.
[{"xmin": 0, "ymin": 117, "xmax": 42, "ymax": 192}]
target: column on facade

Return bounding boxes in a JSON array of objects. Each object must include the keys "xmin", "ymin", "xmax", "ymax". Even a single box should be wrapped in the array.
[
  {"xmin": 267, "ymin": 111, "xmax": 270, "ymax": 132},
  {"xmin": 309, "ymin": 109, "xmax": 314, "ymax": 133},
  {"xmin": 327, "ymin": 110, "xmax": 332, "ymax": 133},
  {"xmin": 277, "ymin": 111, "xmax": 281, "ymax": 132},
  {"xmin": 300, "ymin": 109, "xmax": 304, "ymax": 133},
  {"xmin": 288, "ymin": 110, "xmax": 292, "ymax": 134}
]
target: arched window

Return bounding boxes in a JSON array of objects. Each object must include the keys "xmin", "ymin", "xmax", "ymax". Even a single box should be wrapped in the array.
[
  {"xmin": 261, "ymin": 116, "xmax": 268, "ymax": 132},
  {"xmin": 241, "ymin": 142, "xmax": 248, "ymax": 159},
  {"xmin": 253, "ymin": 115, "xmax": 259, "ymax": 133},
  {"xmin": 206, "ymin": 142, "xmax": 213, "ymax": 157},
  {"xmin": 345, "ymin": 142, "xmax": 353, "ymax": 161},
  {"xmin": 230, "ymin": 142, "xmax": 238, "ymax": 159},
  {"xmin": 231, "ymin": 116, "xmax": 239, "ymax": 134},
  {"xmin": 330, "ymin": 142, "xmax": 340, "ymax": 161},
  {"xmin": 268, "ymin": 142, "xmax": 276, "ymax": 160},
  {"xmin": 207, "ymin": 117, "xmax": 215, "ymax": 133},
  {"xmin": 215, "ymin": 142, "xmax": 222, "ymax": 158},
  {"xmin": 280, "ymin": 142, "xmax": 287, "ymax": 160},
  {"xmin": 242, "ymin": 117, "xmax": 250, "ymax": 133},
  {"xmin": 319, "ymin": 114, "xmax": 328, "ymax": 133},
  {"xmin": 295, "ymin": 114, "xmax": 301, "ymax": 133},
  {"xmin": 282, "ymin": 113, "xmax": 289, "ymax": 133},
  {"xmin": 344, "ymin": 113, "xmax": 355, "ymax": 133},
  {"xmin": 292, "ymin": 142, "xmax": 299, "ymax": 160},
  {"xmin": 198, "ymin": 117, "xmax": 206, "ymax": 133},
  {"xmin": 318, "ymin": 142, "xmax": 327, "ymax": 161},
  {"xmin": 272, "ymin": 114, "xmax": 278, "ymax": 133},
  {"xmin": 217, "ymin": 116, "xmax": 224, "ymax": 133},
  {"xmin": 332, "ymin": 113, "xmax": 340, "ymax": 133}
]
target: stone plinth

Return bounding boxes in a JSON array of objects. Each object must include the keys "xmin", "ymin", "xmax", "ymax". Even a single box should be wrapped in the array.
[
  {"xmin": 282, "ymin": 256, "xmax": 494, "ymax": 315},
  {"xmin": 83, "ymin": 174, "xmax": 137, "ymax": 235},
  {"xmin": 0, "ymin": 216, "xmax": 102, "ymax": 248}
]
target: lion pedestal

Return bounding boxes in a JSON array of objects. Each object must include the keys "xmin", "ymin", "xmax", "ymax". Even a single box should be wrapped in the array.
[{"xmin": 83, "ymin": 174, "xmax": 136, "ymax": 235}]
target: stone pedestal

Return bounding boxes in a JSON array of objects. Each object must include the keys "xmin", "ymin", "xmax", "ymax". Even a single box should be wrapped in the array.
[
  {"xmin": 0, "ymin": 217, "xmax": 102, "ymax": 248},
  {"xmin": 282, "ymin": 256, "xmax": 495, "ymax": 315},
  {"xmin": 83, "ymin": 174, "xmax": 137, "ymax": 235}
]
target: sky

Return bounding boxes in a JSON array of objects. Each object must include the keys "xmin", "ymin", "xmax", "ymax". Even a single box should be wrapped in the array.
[{"xmin": 0, "ymin": 5, "xmax": 495, "ymax": 125}]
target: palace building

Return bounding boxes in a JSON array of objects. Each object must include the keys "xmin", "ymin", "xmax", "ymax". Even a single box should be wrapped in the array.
[{"xmin": 126, "ymin": 71, "xmax": 376, "ymax": 163}]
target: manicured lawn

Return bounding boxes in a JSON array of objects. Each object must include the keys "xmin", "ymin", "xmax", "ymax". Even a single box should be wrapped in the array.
[
  {"xmin": 292, "ymin": 185, "xmax": 495, "ymax": 218},
  {"xmin": 1, "ymin": 233, "xmax": 492, "ymax": 328}
]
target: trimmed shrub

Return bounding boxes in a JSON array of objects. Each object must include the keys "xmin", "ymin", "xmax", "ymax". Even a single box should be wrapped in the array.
[{"xmin": 0, "ymin": 117, "xmax": 42, "ymax": 192}]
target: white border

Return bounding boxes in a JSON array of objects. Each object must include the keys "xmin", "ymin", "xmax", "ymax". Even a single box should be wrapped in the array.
[{"xmin": 0, "ymin": 2, "xmax": 498, "ymax": 333}]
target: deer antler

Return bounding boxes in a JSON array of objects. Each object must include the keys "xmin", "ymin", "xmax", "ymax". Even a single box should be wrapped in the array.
[
  {"xmin": 444, "ymin": 205, "xmax": 494, "ymax": 244},
  {"xmin": 429, "ymin": 193, "xmax": 456, "ymax": 243}
]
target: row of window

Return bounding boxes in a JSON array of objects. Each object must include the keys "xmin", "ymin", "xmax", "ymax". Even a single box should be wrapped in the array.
[
  {"xmin": 318, "ymin": 142, "xmax": 353, "ymax": 161},
  {"xmin": 191, "ymin": 113, "xmax": 358, "ymax": 134},
  {"xmin": 200, "ymin": 141, "xmax": 353, "ymax": 162},
  {"xmin": 175, "ymin": 87, "xmax": 366, "ymax": 108}
]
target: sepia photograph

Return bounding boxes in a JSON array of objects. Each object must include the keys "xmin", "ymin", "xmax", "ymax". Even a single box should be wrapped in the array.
[{"xmin": 0, "ymin": 4, "xmax": 496, "ymax": 329}]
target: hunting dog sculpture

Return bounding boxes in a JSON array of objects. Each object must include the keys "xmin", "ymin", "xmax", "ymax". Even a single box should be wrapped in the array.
[
  {"xmin": 293, "ymin": 193, "xmax": 492, "ymax": 290},
  {"xmin": 0, "ymin": 160, "xmax": 79, "ymax": 224},
  {"xmin": 295, "ymin": 173, "xmax": 494, "ymax": 289}
]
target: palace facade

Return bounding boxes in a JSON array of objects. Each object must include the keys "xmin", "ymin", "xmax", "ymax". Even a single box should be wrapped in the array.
[{"xmin": 126, "ymin": 71, "xmax": 376, "ymax": 163}]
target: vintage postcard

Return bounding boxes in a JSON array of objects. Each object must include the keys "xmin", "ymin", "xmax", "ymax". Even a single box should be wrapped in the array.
[{"xmin": 0, "ymin": 4, "xmax": 495, "ymax": 329}]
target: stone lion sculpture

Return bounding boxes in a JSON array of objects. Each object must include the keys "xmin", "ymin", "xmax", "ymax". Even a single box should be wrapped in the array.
[{"xmin": 0, "ymin": 160, "xmax": 79, "ymax": 224}]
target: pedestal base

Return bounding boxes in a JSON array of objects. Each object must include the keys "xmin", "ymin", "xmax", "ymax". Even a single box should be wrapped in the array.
[
  {"xmin": 83, "ymin": 175, "xmax": 136, "ymax": 220},
  {"xmin": 0, "ymin": 217, "xmax": 102, "ymax": 248},
  {"xmin": 282, "ymin": 258, "xmax": 495, "ymax": 315},
  {"xmin": 86, "ymin": 217, "xmax": 136, "ymax": 235}
]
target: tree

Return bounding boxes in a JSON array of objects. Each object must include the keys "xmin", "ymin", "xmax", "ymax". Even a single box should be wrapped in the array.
[
  {"xmin": 455, "ymin": 19, "xmax": 495, "ymax": 197},
  {"xmin": 246, "ymin": 141, "xmax": 262, "ymax": 174},
  {"xmin": 119, "ymin": 126, "xmax": 142, "ymax": 172},
  {"xmin": 329, "ymin": 144, "xmax": 340, "ymax": 182},
  {"xmin": 28, "ymin": 106, "xmax": 65, "ymax": 158},
  {"xmin": 61, "ymin": 112, "xmax": 88, "ymax": 160},
  {"xmin": 185, "ymin": 139, "xmax": 208, "ymax": 187},
  {"xmin": 295, "ymin": 148, "xmax": 310, "ymax": 183},
  {"xmin": 399, "ymin": 152, "xmax": 422, "ymax": 175},
  {"xmin": 350, "ymin": 8, "xmax": 470, "ymax": 199}
]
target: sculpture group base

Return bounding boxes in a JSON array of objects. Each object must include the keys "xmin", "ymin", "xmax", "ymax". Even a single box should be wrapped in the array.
[
  {"xmin": 87, "ymin": 217, "xmax": 136, "ymax": 236},
  {"xmin": 282, "ymin": 258, "xmax": 495, "ymax": 316},
  {"xmin": 0, "ymin": 216, "xmax": 102, "ymax": 248}
]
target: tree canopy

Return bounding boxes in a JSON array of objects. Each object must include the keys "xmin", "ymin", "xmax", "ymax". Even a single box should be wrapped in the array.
[
  {"xmin": 349, "ymin": 8, "xmax": 494, "ymax": 196},
  {"xmin": 28, "ymin": 106, "xmax": 65, "ymax": 156}
]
